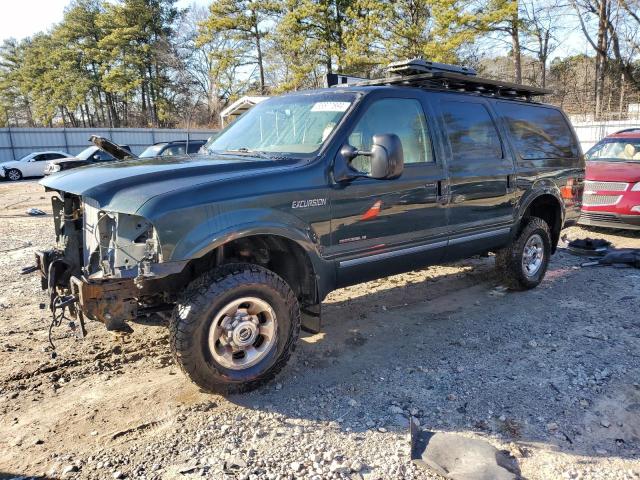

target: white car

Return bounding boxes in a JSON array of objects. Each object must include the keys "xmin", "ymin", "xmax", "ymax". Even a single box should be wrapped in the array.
[{"xmin": 0, "ymin": 151, "xmax": 72, "ymax": 181}]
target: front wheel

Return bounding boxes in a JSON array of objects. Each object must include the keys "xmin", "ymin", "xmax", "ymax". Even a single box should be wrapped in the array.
[
  {"xmin": 6, "ymin": 169, "xmax": 22, "ymax": 181},
  {"xmin": 495, "ymin": 217, "xmax": 552, "ymax": 290},
  {"xmin": 169, "ymin": 263, "xmax": 300, "ymax": 394}
]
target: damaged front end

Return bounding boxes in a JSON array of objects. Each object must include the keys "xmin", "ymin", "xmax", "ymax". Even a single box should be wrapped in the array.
[{"xmin": 35, "ymin": 192, "xmax": 181, "ymax": 339}]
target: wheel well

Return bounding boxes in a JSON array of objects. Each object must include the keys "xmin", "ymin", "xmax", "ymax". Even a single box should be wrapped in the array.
[
  {"xmin": 523, "ymin": 195, "xmax": 562, "ymax": 252},
  {"xmin": 181, "ymin": 235, "xmax": 318, "ymax": 306}
]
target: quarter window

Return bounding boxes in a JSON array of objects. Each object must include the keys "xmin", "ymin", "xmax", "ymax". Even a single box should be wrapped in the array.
[
  {"xmin": 441, "ymin": 101, "xmax": 503, "ymax": 162},
  {"xmin": 348, "ymin": 98, "xmax": 433, "ymax": 173},
  {"xmin": 496, "ymin": 103, "xmax": 577, "ymax": 160}
]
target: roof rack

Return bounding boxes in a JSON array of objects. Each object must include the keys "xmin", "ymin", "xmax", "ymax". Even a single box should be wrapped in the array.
[
  {"xmin": 328, "ymin": 58, "xmax": 551, "ymax": 101},
  {"xmin": 386, "ymin": 58, "xmax": 477, "ymax": 77}
]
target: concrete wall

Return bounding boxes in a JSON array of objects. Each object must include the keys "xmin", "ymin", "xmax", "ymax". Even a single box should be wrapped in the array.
[{"xmin": 0, "ymin": 128, "xmax": 218, "ymax": 162}]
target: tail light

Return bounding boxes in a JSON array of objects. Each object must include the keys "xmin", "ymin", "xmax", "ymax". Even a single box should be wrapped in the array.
[{"xmin": 561, "ymin": 178, "xmax": 581, "ymax": 202}]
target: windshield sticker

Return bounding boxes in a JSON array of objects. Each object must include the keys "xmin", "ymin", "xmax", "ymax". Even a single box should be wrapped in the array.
[{"xmin": 311, "ymin": 102, "xmax": 350, "ymax": 112}]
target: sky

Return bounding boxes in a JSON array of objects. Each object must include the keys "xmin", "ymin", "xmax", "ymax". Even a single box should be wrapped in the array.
[
  {"xmin": 0, "ymin": 0, "xmax": 590, "ymax": 60},
  {"xmin": 0, "ymin": 0, "xmax": 208, "ymax": 43}
]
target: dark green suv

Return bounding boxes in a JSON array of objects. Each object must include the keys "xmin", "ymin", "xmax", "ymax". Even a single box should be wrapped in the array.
[{"xmin": 35, "ymin": 63, "xmax": 584, "ymax": 393}]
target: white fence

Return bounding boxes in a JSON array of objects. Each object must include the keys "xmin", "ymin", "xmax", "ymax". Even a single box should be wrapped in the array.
[
  {"xmin": 0, "ymin": 127, "xmax": 218, "ymax": 162},
  {"xmin": 570, "ymin": 119, "xmax": 640, "ymax": 152}
]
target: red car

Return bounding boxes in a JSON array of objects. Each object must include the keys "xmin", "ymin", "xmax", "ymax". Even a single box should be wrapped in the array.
[{"xmin": 579, "ymin": 128, "xmax": 640, "ymax": 230}]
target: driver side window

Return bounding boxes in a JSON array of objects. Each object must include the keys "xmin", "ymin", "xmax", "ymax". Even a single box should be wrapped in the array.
[{"xmin": 348, "ymin": 98, "xmax": 432, "ymax": 173}]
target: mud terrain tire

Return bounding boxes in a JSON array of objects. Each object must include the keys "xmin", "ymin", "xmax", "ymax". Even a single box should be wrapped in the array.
[
  {"xmin": 496, "ymin": 216, "xmax": 552, "ymax": 291},
  {"xmin": 169, "ymin": 263, "xmax": 300, "ymax": 394}
]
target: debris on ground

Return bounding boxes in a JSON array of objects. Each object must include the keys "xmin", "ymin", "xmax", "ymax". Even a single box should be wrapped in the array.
[
  {"xmin": 410, "ymin": 422, "xmax": 519, "ymax": 480},
  {"xmin": 563, "ymin": 236, "xmax": 611, "ymax": 256},
  {"xmin": 25, "ymin": 207, "xmax": 46, "ymax": 216}
]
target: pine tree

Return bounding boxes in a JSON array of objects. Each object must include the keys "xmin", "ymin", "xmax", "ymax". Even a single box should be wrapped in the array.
[{"xmin": 200, "ymin": 0, "xmax": 281, "ymax": 94}]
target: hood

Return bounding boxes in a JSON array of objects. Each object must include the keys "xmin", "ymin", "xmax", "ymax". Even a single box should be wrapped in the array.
[
  {"xmin": 586, "ymin": 160, "xmax": 640, "ymax": 183},
  {"xmin": 90, "ymin": 135, "xmax": 136, "ymax": 160},
  {"xmin": 40, "ymin": 154, "xmax": 297, "ymax": 214}
]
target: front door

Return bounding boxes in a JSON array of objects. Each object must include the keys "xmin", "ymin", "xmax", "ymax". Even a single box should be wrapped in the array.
[
  {"xmin": 328, "ymin": 95, "xmax": 447, "ymax": 287},
  {"xmin": 434, "ymin": 95, "xmax": 516, "ymax": 258}
]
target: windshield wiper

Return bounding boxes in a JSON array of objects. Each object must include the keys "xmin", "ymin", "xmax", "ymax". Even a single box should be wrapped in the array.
[{"xmin": 220, "ymin": 148, "xmax": 274, "ymax": 160}]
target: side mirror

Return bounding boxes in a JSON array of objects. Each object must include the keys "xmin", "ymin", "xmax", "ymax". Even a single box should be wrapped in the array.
[{"xmin": 338, "ymin": 133, "xmax": 404, "ymax": 181}]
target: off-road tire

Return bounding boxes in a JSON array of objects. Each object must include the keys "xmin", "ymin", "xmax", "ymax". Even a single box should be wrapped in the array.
[
  {"xmin": 6, "ymin": 169, "xmax": 22, "ymax": 181},
  {"xmin": 169, "ymin": 263, "xmax": 300, "ymax": 394},
  {"xmin": 495, "ymin": 216, "xmax": 552, "ymax": 290}
]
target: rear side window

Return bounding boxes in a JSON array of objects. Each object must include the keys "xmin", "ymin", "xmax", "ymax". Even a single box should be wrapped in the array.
[
  {"xmin": 496, "ymin": 103, "xmax": 577, "ymax": 159},
  {"xmin": 187, "ymin": 142, "xmax": 203, "ymax": 154},
  {"xmin": 441, "ymin": 101, "xmax": 502, "ymax": 162}
]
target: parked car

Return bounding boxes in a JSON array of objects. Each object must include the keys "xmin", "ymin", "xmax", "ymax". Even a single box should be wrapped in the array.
[
  {"xmin": 139, "ymin": 139, "xmax": 206, "ymax": 158},
  {"xmin": 1, "ymin": 151, "xmax": 71, "ymax": 180},
  {"xmin": 33, "ymin": 60, "xmax": 584, "ymax": 394},
  {"xmin": 578, "ymin": 128, "xmax": 640, "ymax": 230},
  {"xmin": 44, "ymin": 138, "xmax": 133, "ymax": 175}
]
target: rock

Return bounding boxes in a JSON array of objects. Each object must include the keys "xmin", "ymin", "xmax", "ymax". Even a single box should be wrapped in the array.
[
  {"xmin": 112, "ymin": 471, "xmax": 124, "ymax": 479},
  {"xmin": 290, "ymin": 461, "xmax": 302, "ymax": 472},
  {"xmin": 447, "ymin": 394, "xmax": 457, "ymax": 401},
  {"xmin": 322, "ymin": 452, "xmax": 334, "ymax": 463},
  {"xmin": 309, "ymin": 453, "xmax": 322, "ymax": 463},
  {"xmin": 62, "ymin": 465, "xmax": 78, "ymax": 477},
  {"xmin": 329, "ymin": 460, "xmax": 350, "ymax": 474},
  {"xmin": 528, "ymin": 340, "xmax": 538, "ymax": 348},
  {"xmin": 546, "ymin": 422, "xmax": 559, "ymax": 432},
  {"xmin": 220, "ymin": 424, "xmax": 231, "ymax": 435},
  {"xmin": 350, "ymin": 460, "xmax": 364, "ymax": 472},
  {"xmin": 600, "ymin": 419, "xmax": 611, "ymax": 428},
  {"xmin": 348, "ymin": 398, "xmax": 358, "ymax": 407}
]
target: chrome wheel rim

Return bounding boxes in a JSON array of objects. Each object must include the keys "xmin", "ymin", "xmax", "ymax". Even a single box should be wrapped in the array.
[
  {"xmin": 522, "ymin": 234, "xmax": 544, "ymax": 277},
  {"xmin": 208, "ymin": 297, "xmax": 277, "ymax": 370},
  {"xmin": 7, "ymin": 170, "xmax": 20, "ymax": 181}
]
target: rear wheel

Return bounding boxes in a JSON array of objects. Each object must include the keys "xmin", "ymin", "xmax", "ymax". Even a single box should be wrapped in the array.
[
  {"xmin": 496, "ymin": 217, "xmax": 552, "ymax": 290},
  {"xmin": 6, "ymin": 169, "xmax": 22, "ymax": 181},
  {"xmin": 169, "ymin": 263, "xmax": 300, "ymax": 394}
]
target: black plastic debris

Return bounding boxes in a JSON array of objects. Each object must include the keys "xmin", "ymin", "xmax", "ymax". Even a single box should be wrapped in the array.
[
  {"xmin": 410, "ymin": 420, "xmax": 519, "ymax": 480},
  {"xmin": 596, "ymin": 249, "xmax": 640, "ymax": 269},
  {"xmin": 563, "ymin": 235, "xmax": 611, "ymax": 256}
]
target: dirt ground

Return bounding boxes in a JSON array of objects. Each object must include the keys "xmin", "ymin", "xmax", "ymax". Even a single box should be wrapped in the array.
[{"xmin": 1, "ymin": 179, "xmax": 639, "ymax": 480}]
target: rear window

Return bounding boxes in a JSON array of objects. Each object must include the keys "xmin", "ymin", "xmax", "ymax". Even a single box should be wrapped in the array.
[{"xmin": 496, "ymin": 103, "xmax": 577, "ymax": 160}]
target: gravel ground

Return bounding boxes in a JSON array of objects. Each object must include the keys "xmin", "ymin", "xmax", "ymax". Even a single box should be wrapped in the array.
[{"xmin": 1, "ymin": 180, "xmax": 639, "ymax": 480}]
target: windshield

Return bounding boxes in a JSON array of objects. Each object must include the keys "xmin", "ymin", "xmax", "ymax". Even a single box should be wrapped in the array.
[
  {"xmin": 139, "ymin": 144, "xmax": 166, "ymax": 158},
  {"xmin": 76, "ymin": 146, "xmax": 98, "ymax": 160},
  {"xmin": 206, "ymin": 93, "xmax": 357, "ymax": 158},
  {"xmin": 587, "ymin": 139, "xmax": 640, "ymax": 162}
]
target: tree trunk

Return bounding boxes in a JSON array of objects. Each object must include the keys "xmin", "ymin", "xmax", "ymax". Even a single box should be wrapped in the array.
[
  {"xmin": 594, "ymin": 0, "xmax": 608, "ymax": 119},
  {"xmin": 254, "ymin": 22, "xmax": 266, "ymax": 94},
  {"xmin": 511, "ymin": 16, "xmax": 522, "ymax": 83}
]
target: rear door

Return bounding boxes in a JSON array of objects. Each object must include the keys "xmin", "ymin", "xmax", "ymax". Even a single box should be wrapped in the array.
[
  {"xmin": 329, "ymin": 92, "xmax": 448, "ymax": 286},
  {"xmin": 435, "ymin": 95, "xmax": 515, "ymax": 258}
]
